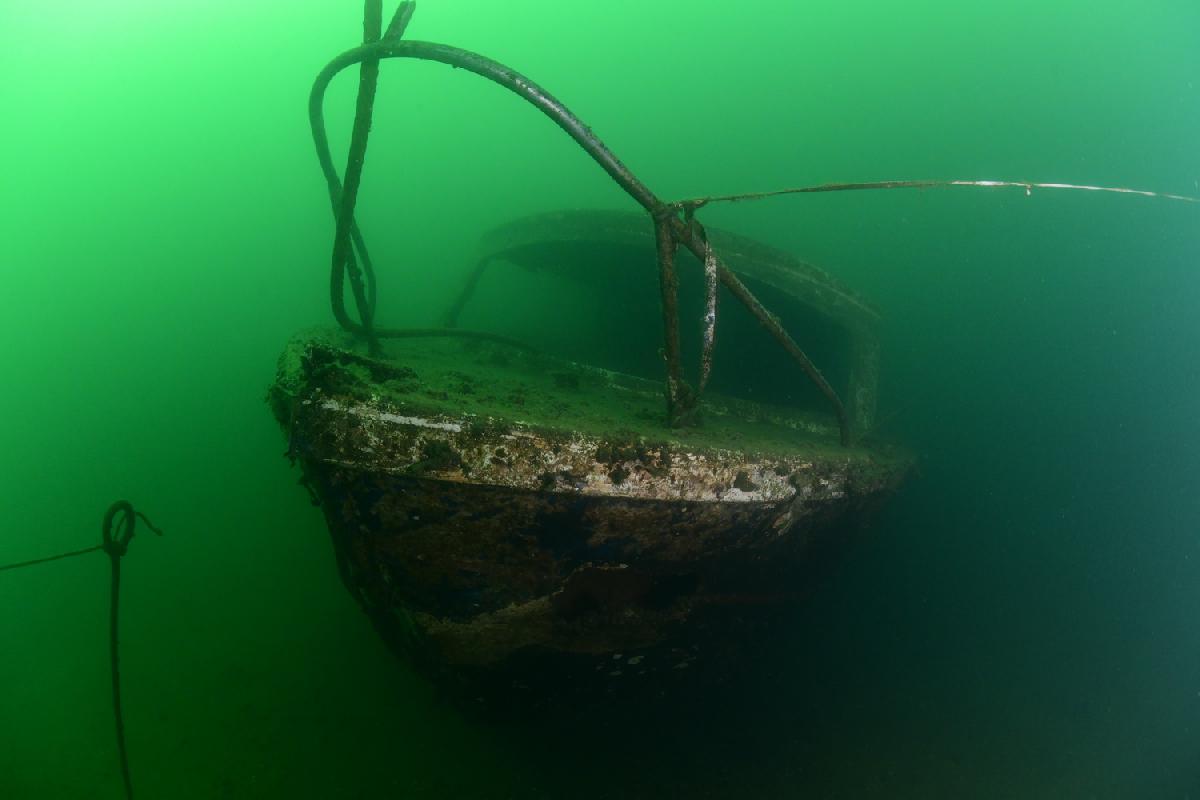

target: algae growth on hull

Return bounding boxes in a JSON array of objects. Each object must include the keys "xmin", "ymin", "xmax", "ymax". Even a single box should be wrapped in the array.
[
  {"xmin": 268, "ymin": 328, "xmax": 911, "ymax": 709},
  {"xmin": 271, "ymin": 328, "xmax": 909, "ymax": 486}
]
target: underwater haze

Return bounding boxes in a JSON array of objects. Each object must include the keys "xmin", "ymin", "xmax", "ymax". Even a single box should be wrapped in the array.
[{"xmin": 2, "ymin": 0, "xmax": 1199, "ymax": 797}]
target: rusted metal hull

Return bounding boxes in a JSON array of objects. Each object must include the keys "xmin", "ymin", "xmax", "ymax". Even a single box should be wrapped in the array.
[{"xmin": 272, "ymin": 331, "xmax": 910, "ymax": 710}]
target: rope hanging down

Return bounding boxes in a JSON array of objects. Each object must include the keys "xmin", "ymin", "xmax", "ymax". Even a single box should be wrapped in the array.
[
  {"xmin": 315, "ymin": 0, "xmax": 415, "ymax": 353},
  {"xmin": 0, "ymin": 501, "xmax": 161, "ymax": 800},
  {"xmin": 103, "ymin": 502, "xmax": 162, "ymax": 800},
  {"xmin": 312, "ymin": 2, "xmax": 530, "ymax": 354}
]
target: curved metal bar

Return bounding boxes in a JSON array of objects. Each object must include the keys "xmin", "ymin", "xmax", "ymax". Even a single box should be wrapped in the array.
[
  {"xmin": 311, "ymin": 39, "xmax": 664, "ymax": 215},
  {"xmin": 309, "ymin": 35, "xmax": 852, "ymax": 445}
]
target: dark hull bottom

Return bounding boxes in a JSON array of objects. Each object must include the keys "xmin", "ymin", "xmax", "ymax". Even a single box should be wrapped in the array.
[{"xmin": 305, "ymin": 462, "xmax": 886, "ymax": 714}]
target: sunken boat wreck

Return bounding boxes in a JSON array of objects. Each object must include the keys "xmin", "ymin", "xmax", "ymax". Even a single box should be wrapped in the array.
[
  {"xmin": 270, "ymin": 211, "xmax": 912, "ymax": 709},
  {"xmin": 273, "ymin": 2, "xmax": 911, "ymax": 711}
]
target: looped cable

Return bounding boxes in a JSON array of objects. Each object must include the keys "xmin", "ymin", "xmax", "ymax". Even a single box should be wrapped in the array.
[{"xmin": 102, "ymin": 501, "xmax": 163, "ymax": 560}]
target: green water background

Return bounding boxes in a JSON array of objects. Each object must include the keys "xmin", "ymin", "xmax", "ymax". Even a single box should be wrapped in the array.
[{"xmin": 2, "ymin": 0, "xmax": 1198, "ymax": 796}]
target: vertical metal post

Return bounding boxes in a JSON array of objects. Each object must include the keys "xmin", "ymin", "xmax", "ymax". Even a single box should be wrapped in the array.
[{"xmin": 654, "ymin": 212, "xmax": 694, "ymax": 425}]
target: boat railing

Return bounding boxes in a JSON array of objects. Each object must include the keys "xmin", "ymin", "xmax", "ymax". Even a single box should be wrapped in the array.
[
  {"xmin": 308, "ymin": 1, "xmax": 855, "ymax": 445},
  {"xmin": 307, "ymin": 2, "xmax": 1198, "ymax": 447}
]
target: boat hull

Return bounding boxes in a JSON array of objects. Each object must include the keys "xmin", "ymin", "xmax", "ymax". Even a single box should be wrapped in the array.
[{"xmin": 272, "ymin": 333, "xmax": 909, "ymax": 709}]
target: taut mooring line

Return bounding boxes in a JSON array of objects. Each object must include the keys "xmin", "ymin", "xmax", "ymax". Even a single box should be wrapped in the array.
[
  {"xmin": 674, "ymin": 178, "xmax": 1200, "ymax": 210},
  {"xmin": 0, "ymin": 544, "xmax": 103, "ymax": 572}
]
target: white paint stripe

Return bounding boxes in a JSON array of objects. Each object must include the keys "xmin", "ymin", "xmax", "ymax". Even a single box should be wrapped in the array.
[{"xmin": 320, "ymin": 399, "xmax": 463, "ymax": 432}]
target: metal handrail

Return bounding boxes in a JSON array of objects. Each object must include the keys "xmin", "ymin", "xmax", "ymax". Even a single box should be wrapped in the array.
[{"xmin": 309, "ymin": 1, "xmax": 852, "ymax": 445}]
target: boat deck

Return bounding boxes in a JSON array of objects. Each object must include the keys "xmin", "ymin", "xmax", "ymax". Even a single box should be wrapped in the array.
[{"xmin": 277, "ymin": 328, "xmax": 862, "ymax": 459}]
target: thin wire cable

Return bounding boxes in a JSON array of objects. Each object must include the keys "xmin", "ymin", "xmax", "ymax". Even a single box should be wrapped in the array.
[
  {"xmin": 0, "ymin": 544, "xmax": 103, "ymax": 572},
  {"xmin": 674, "ymin": 179, "xmax": 1200, "ymax": 209}
]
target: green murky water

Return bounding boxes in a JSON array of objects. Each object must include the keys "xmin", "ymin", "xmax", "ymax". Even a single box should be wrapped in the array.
[{"xmin": 3, "ymin": 1, "xmax": 1198, "ymax": 797}]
